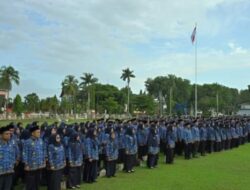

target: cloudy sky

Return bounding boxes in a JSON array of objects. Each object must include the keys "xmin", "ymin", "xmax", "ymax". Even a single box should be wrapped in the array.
[{"xmin": 1, "ymin": 0, "xmax": 250, "ymax": 98}]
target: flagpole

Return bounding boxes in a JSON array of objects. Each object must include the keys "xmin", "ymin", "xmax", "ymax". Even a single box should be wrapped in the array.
[
  {"xmin": 195, "ymin": 23, "xmax": 198, "ymax": 118},
  {"xmin": 216, "ymin": 92, "xmax": 219, "ymax": 116}
]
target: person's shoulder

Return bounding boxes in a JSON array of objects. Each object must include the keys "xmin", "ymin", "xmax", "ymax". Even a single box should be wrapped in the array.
[
  {"xmin": 85, "ymin": 137, "xmax": 91, "ymax": 143},
  {"xmin": 38, "ymin": 137, "xmax": 43, "ymax": 141},
  {"xmin": 24, "ymin": 138, "xmax": 32, "ymax": 143},
  {"xmin": 48, "ymin": 143, "xmax": 54, "ymax": 148}
]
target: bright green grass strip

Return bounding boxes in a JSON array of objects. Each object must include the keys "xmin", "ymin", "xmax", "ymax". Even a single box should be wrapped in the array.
[{"xmin": 83, "ymin": 144, "xmax": 250, "ymax": 190}]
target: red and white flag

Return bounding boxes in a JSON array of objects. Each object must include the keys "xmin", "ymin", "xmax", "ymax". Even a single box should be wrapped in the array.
[{"xmin": 191, "ymin": 26, "xmax": 196, "ymax": 44}]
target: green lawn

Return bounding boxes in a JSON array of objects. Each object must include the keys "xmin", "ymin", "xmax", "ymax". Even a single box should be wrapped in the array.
[{"xmin": 82, "ymin": 144, "xmax": 250, "ymax": 190}]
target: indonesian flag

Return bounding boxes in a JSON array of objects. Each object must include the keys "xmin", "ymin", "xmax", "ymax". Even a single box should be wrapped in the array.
[{"xmin": 191, "ymin": 26, "xmax": 196, "ymax": 44}]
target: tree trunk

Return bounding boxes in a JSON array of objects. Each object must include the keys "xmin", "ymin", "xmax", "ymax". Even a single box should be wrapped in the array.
[
  {"xmin": 5, "ymin": 90, "xmax": 9, "ymax": 119},
  {"xmin": 87, "ymin": 90, "xmax": 90, "ymax": 116},
  {"xmin": 127, "ymin": 81, "xmax": 130, "ymax": 116}
]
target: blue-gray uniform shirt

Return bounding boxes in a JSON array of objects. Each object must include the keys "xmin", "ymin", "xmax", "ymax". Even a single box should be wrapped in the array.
[
  {"xmin": 199, "ymin": 126, "xmax": 207, "ymax": 141},
  {"xmin": 125, "ymin": 135, "xmax": 137, "ymax": 155},
  {"xmin": 183, "ymin": 128, "xmax": 193, "ymax": 144},
  {"xmin": 191, "ymin": 126, "xmax": 200, "ymax": 142},
  {"xmin": 0, "ymin": 138, "xmax": 17, "ymax": 175},
  {"xmin": 22, "ymin": 137, "xmax": 46, "ymax": 171}
]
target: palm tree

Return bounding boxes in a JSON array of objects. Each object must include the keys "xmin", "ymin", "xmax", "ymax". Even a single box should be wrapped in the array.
[
  {"xmin": 0, "ymin": 66, "xmax": 20, "ymax": 112},
  {"xmin": 24, "ymin": 93, "xmax": 40, "ymax": 112},
  {"xmin": 79, "ymin": 73, "xmax": 98, "ymax": 114},
  {"xmin": 120, "ymin": 68, "xmax": 135, "ymax": 115},
  {"xmin": 61, "ymin": 75, "xmax": 78, "ymax": 114}
]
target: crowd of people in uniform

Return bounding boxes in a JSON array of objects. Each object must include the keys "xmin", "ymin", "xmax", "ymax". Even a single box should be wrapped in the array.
[{"xmin": 1, "ymin": 116, "xmax": 250, "ymax": 190}]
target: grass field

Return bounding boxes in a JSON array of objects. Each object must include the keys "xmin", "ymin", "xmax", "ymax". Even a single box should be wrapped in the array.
[
  {"xmin": 15, "ymin": 143, "xmax": 250, "ymax": 190},
  {"xmin": 80, "ymin": 144, "xmax": 250, "ymax": 190}
]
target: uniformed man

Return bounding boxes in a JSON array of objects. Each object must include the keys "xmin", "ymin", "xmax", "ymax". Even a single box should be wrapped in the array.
[
  {"xmin": 183, "ymin": 122, "xmax": 193, "ymax": 160},
  {"xmin": 22, "ymin": 125, "xmax": 46, "ymax": 190},
  {"xmin": 105, "ymin": 131, "xmax": 118, "ymax": 177},
  {"xmin": 165, "ymin": 123, "xmax": 176, "ymax": 164},
  {"xmin": 191, "ymin": 120, "xmax": 200, "ymax": 158},
  {"xmin": 147, "ymin": 125, "xmax": 160, "ymax": 168},
  {"xmin": 0, "ymin": 126, "xmax": 18, "ymax": 190}
]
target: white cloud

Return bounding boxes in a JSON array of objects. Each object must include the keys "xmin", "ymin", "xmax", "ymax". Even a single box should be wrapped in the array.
[
  {"xmin": 228, "ymin": 42, "xmax": 248, "ymax": 54},
  {"xmin": 1, "ymin": 0, "xmax": 250, "ymax": 97}
]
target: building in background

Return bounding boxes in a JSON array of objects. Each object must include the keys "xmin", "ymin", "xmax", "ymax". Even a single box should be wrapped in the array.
[
  {"xmin": 0, "ymin": 89, "xmax": 7, "ymax": 112},
  {"xmin": 237, "ymin": 103, "xmax": 250, "ymax": 116}
]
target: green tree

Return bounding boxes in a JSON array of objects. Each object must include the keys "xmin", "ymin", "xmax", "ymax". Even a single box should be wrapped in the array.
[
  {"xmin": 40, "ymin": 96, "xmax": 59, "ymax": 113},
  {"xmin": 239, "ymin": 89, "xmax": 250, "ymax": 104},
  {"xmin": 191, "ymin": 83, "xmax": 239, "ymax": 115},
  {"xmin": 61, "ymin": 75, "xmax": 78, "ymax": 114},
  {"xmin": 133, "ymin": 94, "xmax": 156, "ymax": 115},
  {"xmin": 101, "ymin": 97, "xmax": 121, "ymax": 114},
  {"xmin": 93, "ymin": 84, "xmax": 125, "ymax": 114},
  {"xmin": 79, "ymin": 73, "xmax": 98, "ymax": 113},
  {"xmin": 145, "ymin": 75, "xmax": 191, "ymax": 115},
  {"xmin": 0, "ymin": 66, "xmax": 20, "ymax": 110},
  {"xmin": 24, "ymin": 93, "xmax": 40, "ymax": 112},
  {"xmin": 13, "ymin": 94, "xmax": 23, "ymax": 117},
  {"xmin": 120, "ymin": 68, "xmax": 135, "ymax": 115}
]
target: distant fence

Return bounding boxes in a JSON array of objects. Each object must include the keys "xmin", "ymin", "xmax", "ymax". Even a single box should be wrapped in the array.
[{"xmin": 0, "ymin": 112, "xmax": 131, "ymax": 121}]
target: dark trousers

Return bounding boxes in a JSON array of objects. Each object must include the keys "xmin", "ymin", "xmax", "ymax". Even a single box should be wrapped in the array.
[
  {"xmin": 175, "ymin": 141, "xmax": 184, "ymax": 156},
  {"xmin": 25, "ymin": 169, "xmax": 41, "ymax": 190},
  {"xmin": 214, "ymin": 142, "xmax": 221, "ymax": 152},
  {"xmin": 125, "ymin": 154, "xmax": 135, "ymax": 172},
  {"xmin": 175, "ymin": 141, "xmax": 180, "ymax": 156},
  {"xmin": 239, "ymin": 137, "xmax": 242, "ymax": 145},
  {"xmin": 47, "ymin": 169, "xmax": 63, "ymax": 190},
  {"xmin": 225, "ymin": 139, "xmax": 231, "ymax": 150},
  {"xmin": 192, "ymin": 141, "xmax": 199, "ymax": 157},
  {"xmin": 235, "ymin": 138, "xmax": 239, "ymax": 147},
  {"xmin": 147, "ymin": 154, "xmax": 158, "ymax": 168},
  {"xmin": 199, "ymin": 140, "xmax": 206, "ymax": 156},
  {"xmin": 221, "ymin": 140, "xmax": 226, "ymax": 150},
  {"xmin": 138, "ymin": 145, "xmax": 147, "ymax": 160},
  {"xmin": 206, "ymin": 140, "xmax": 214, "ymax": 153},
  {"xmin": 12, "ymin": 162, "xmax": 25, "ymax": 189},
  {"xmin": 40, "ymin": 168, "xmax": 48, "ymax": 186},
  {"xmin": 160, "ymin": 141, "xmax": 166, "ymax": 153},
  {"xmin": 245, "ymin": 136, "xmax": 248, "ymax": 144},
  {"xmin": 242, "ymin": 136, "xmax": 247, "ymax": 144},
  {"xmin": 68, "ymin": 167, "xmax": 81, "ymax": 187},
  {"xmin": 98, "ymin": 154, "xmax": 106, "ymax": 171},
  {"xmin": 0, "ymin": 174, "xmax": 13, "ymax": 190},
  {"xmin": 118, "ymin": 149, "xmax": 125, "ymax": 164},
  {"xmin": 106, "ymin": 160, "xmax": 116, "ymax": 177},
  {"xmin": 231, "ymin": 138, "xmax": 235, "ymax": 148},
  {"xmin": 84, "ymin": 160, "xmax": 98, "ymax": 183},
  {"xmin": 184, "ymin": 143, "xmax": 192, "ymax": 160},
  {"xmin": 166, "ymin": 147, "xmax": 174, "ymax": 164},
  {"xmin": 232, "ymin": 138, "xmax": 239, "ymax": 148}
]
